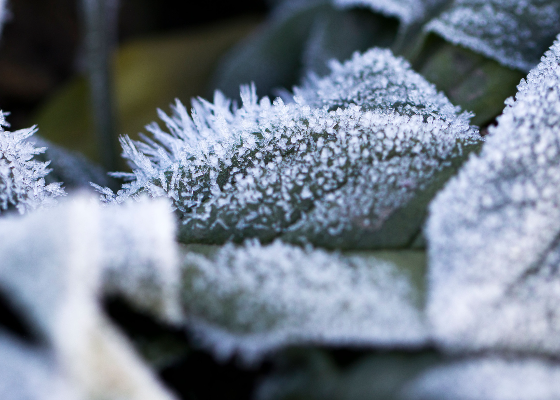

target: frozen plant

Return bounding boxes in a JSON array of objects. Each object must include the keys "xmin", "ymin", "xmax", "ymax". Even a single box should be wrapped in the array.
[
  {"xmin": 98, "ymin": 48, "xmax": 480, "ymax": 249},
  {"xmin": 0, "ymin": 112, "xmax": 65, "ymax": 215},
  {"xmin": 180, "ymin": 241, "xmax": 428, "ymax": 362}
]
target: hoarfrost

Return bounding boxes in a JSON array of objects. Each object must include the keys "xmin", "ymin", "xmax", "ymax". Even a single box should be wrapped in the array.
[
  {"xmin": 181, "ymin": 241, "xmax": 428, "ymax": 362},
  {"xmin": 426, "ymin": 36, "xmax": 560, "ymax": 354},
  {"xmin": 0, "ymin": 113, "xmax": 65, "ymax": 215},
  {"xmin": 102, "ymin": 48, "xmax": 479, "ymax": 249},
  {"xmin": 294, "ymin": 47, "xmax": 472, "ymax": 123},
  {"xmin": 0, "ymin": 194, "xmax": 179, "ymax": 400},
  {"xmin": 425, "ymin": 0, "xmax": 560, "ymax": 71},
  {"xmin": 405, "ymin": 357, "xmax": 560, "ymax": 400}
]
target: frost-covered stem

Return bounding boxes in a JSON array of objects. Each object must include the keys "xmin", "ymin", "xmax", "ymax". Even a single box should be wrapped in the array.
[{"xmin": 80, "ymin": 0, "xmax": 119, "ymax": 172}]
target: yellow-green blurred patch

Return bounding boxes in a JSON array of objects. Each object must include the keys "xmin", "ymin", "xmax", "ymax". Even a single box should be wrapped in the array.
[{"xmin": 34, "ymin": 17, "xmax": 261, "ymax": 166}]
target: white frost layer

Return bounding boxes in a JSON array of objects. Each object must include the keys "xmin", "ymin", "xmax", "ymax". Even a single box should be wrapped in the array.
[
  {"xmin": 181, "ymin": 241, "xmax": 428, "ymax": 362},
  {"xmin": 332, "ymin": 0, "xmax": 446, "ymax": 26},
  {"xmin": 406, "ymin": 357, "xmax": 560, "ymax": 400},
  {"xmin": 0, "ymin": 112, "xmax": 64, "ymax": 215},
  {"xmin": 0, "ymin": 194, "xmax": 178, "ymax": 400},
  {"xmin": 425, "ymin": 0, "xmax": 560, "ymax": 71},
  {"xmin": 295, "ymin": 47, "xmax": 471, "ymax": 123},
  {"xmin": 426, "ymin": 35, "xmax": 560, "ymax": 354}
]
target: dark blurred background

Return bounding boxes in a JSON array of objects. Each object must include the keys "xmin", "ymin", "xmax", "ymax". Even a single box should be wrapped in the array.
[{"xmin": 0, "ymin": 0, "xmax": 269, "ymax": 130}]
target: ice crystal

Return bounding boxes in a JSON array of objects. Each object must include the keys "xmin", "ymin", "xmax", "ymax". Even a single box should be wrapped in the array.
[
  {"xmin": 425, "ymin": 0, "xmax": 560, "ymax": 71},
  {"xmin": 102, "ymin": 48, "xmax": 479, "ymax": 249},
  {"xmin": 426, "ymin": 35, "xmax": 560, "ymax": 354},
  {"xmin": 181, "ymin": 241, "xmax": 428, "ymax": 361},
  {"xmin": 0, "ymin": 194, "xmax": 179, "ymax": 400},
  {"xmin": 333, "ymin": 0, "xmax": 445, "ymax": 26},
  {"xmin": 0, "ymin": 113, "xmax": 65, "ymax": 215}
]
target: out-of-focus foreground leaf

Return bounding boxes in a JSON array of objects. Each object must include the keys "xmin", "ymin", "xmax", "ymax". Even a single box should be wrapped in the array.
[
  {"xmin": 0, "ymin": 195, "xmax": 180, "ymax": 400},
  {"xmin": 180, "ymin": 242, "xmax": 428, "ymax": 362}
]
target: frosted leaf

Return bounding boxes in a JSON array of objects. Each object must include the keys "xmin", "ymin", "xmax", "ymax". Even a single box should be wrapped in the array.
[
  {"xmin": 0, "ymin": 0, "xmax": 7, "ymax": 38},
  {"xmin": 180, "ymin": 241, "xmax": 428, "ymax": 362},
  {"xmin": 0, "ymin": 333, "xmax": 79, "ymax": 400},
  {"xmin": 425, "ymin": 0, "xmax": 560, "ymax": 71},
  {"xmin": 405, "ymin": 357, "xmax": 560, "ymax": 400},
  {"xmin": 332, "ymin": 0, "xmax": 446, "ymax": 26},
  {"xmin": 0, "ymin": 194, "xmax": 179, "ymax": 400},
  {"xmin": 426, "ymin": 36, "xmax": 560, "ymax": 354},
  {"xmin": 294, "ymin": 47, "xmax": 472, "ymax": 123},
  {"xmin": 0, "ymin": 113, "xmax": 65, "ymax": 215},
  {"xmin": 102, "ymin": 48, "xmax": 479, "ymax": 249}
]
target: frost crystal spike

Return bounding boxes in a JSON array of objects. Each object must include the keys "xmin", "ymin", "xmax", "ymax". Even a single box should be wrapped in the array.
[{"xmin": 0, "ymin": 112, "xmax": 65, "ymax": 215}]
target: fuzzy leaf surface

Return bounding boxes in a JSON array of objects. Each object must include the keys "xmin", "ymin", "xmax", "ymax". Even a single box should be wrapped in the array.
[{"xmin": 427, "ymin": 35, "xmax": 560, "ymax": 354}]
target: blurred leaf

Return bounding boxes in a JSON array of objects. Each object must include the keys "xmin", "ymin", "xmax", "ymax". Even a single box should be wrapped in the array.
[
  {"xmin": 180, "ymin": 242, "xmax": 428, "ymax": 362},
  {"xmin": 210, "ymin": 2, "xmax": 398, "ymax": 99},
  {"xmin": 426, "ymin": 35, "xmax": 560, "ymax": 355},
  {"xmin": 424, "ymin": 0, "xmax": 560, "ymax": 72}
]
